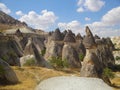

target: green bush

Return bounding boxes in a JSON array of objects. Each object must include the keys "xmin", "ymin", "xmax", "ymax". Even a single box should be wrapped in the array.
[
  {"xmin": 63, "ymin": 59, "xmax": 69, "ymax": 68},
  {"xmin": 1, "ymin": 55, "xmax": 8, "ymax": 61},
  {"xmin": 0, "ymin": 65, "xmax": 5, "ymax": 75},
  {"xmin": 8, "ymin": 50, "xmax": 17, "ymax": 57},
  {"xmin": 115, "ymin": 56, "xmax": 120, "ymax": 60},
  {"xmin": 41, "ymin": 48, "xmax": 46, "ymax": 56},
  {"xmin": 23, "ymin": 58, "xmax": 36, "ymax": 66},
  {"xmin": 102, "ymin": 68, "xmax": 115, "ymax": 79},
  {"xmin": 79, "ymin": 53, "xmax": 84, "ymax": 61},
  {"xmin": 49, "ymin": 57, "xmax": 69, "ymax": 68}
]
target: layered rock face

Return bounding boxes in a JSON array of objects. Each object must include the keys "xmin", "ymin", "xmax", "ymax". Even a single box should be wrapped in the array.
[
  {"xmin": 62, "ymin": 31, "xmax": 81, "ymax": 68},
  {"xmin": 21, "ymin": 36, "xmax": 52, "ymax": 68},
  {"xmin": 75, "ymin": 33, "xmax": 86, "ymax": 61},
  {"xmin": 81, "ymin": 26, "xmax": 101, "ymax": 77},
  {"xmin": 95, "ymin": 38, "xmax": 115, "ymax": 68},
  {"xmin": 0, "ymin": 35, "xmax": 23, "ymax": 66},
  {"xmin": 80, "ymin": 26, "xmax": 115, "ymax": 82},
  {"xmin": 45, "ymin": 28, "xmax": 64, "ymax": 60},
  {"xmin": 45, "ymin": 29, "xmax": 83, "ymax": 68},
  {"xmin": 0, "ymin": 58, "xmax": 18, "ymax": 84},
  {"xmin": 111, "ymin": 36, "xmax": 120, "ymax": 64}
]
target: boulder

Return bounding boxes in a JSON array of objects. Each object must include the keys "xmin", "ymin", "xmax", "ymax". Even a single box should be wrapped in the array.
[
  {"xmin": 35, "ymin": 76, "xmax": 112, "ymax": 90},
  {"xmin": 0, "ymin": 58, "xmax": 18, "ymax": 84}
]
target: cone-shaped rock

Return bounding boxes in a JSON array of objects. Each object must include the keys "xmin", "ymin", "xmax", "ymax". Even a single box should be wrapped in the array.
[
  {"xmin": 83, "ymin": 26, "xmax": 96, "ymax": 49},
  {"xmin": 76, "ymin": 33, "xmax": 83, "ymax": 40},
  {"xmin": 94, "ymin": 35, "xmax": 100, "ymax": 40},
  {"xmin": 64, "ymin": 31, "xmax": 76, "ymax": 43},
  {"xmin": 51, "ymin": 28, "xmax": 63, "ymax": 41}
]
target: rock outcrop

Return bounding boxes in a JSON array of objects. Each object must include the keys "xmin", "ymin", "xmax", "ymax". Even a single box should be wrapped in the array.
[
  {"xmin": 83, "ymin": 26, "xmax": 96, "ymax": 49},
  {"xmin": 0, "ymin": 35, "xmax": 23, "ymax": 66},
  {"xmin": 95, "ymin": 38, "xmax": 115, "ymax": 68},
  {"xmin": 0, "ymin": 10, "xmax": 27, "ymax": 28},
  {"xmin": 0, "ymin": 58, "xmax": 18, "ymax": 84},
  {"xmin": 45, "ymin": 28, "xmax": 64, "ymax": 60},
  {"xmin": 80, "ymin": 26, "xmax": 115, "ymax": 85},
  {"xmin": 21, "ymin": 37, "xmax": 52, "ymax": 68},
  {"xmin": 62, "ymin": 31, "xmax": 81, "ymax": 68},
  {"xmin": 111, "ymin": 36, "xmax": 120, "ymax": 64},
  {"xmin": 81, "ymin": 26, "xmax": 101, "ymax": 77}
]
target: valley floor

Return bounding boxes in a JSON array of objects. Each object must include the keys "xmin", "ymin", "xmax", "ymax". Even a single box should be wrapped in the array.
[{"xmin": 0, "ymin": 66, "xmax": 120, "ymax": 90}]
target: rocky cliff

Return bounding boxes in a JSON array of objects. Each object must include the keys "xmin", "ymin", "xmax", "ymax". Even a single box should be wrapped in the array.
[{"xmin": 0, "ymin": 10, "xmax": 27, "ymax": 30}]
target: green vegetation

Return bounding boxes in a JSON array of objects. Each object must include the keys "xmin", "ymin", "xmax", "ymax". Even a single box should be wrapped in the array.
[
  {"xmin": 0, "ymin": 65, "xmax": 5, "ymax": 75},
  {"xmin": 8, "ymin": 50, "xmax": 17, "ymax": 57},
  {"xmin": 49, "ymin": 57, "xmax": 69, "ymax": 69},
  {"xmin": 115, "ymin": 56, "xmax": 120, "ymax": 61},
  {"xmin": 79, "ymin": 53, "xmax": 84, "ymax": 61},
  {"xmin": 23, "ymin": 58, "xmax": 36, "ymax": 66},
  {"xmin": 102, "ymin": 68, "xmax": 115, "ymax": 79},
  {"xmin": 1, "ymin": 55, "xmax": 8, "ymax": 61},
  {"xmin": 63, "ymin": 59, "xmax": 69, "ymax": 68},
  {"xmin": 41, "ymin": 48, "xmax": 46, "ymax": 56}
]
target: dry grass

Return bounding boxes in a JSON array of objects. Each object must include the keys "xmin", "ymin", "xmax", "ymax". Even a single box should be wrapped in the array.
[
  {"xmin": 0, "ymin": 66, "xmax": 119, "ymax": 90},
  {"xmin": 111, "ymin": 72, "xmax": 120, "ymax": 90},
  {"xmin": 0, "ymin": 66, "xmax": 80, "ymax": 90}
]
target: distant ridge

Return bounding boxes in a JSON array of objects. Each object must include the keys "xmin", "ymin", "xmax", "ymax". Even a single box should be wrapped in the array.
[
  {"xmin": 0, "ymin": 10, "xmax": 27, "ymax": 26},
  {"xmin": 0, "ymin": 10, "xmax": 27, "ymax": 30}
]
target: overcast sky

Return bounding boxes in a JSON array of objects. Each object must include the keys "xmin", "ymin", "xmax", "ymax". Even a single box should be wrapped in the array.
[{"xmin": 0, "ymin": 0, "xmax": 120, "ymax": 37}]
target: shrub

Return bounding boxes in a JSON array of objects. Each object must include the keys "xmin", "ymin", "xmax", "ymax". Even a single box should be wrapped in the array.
[
  {"xmin": 63, "ymin": 59, "xmax": 69, "ymax": 68},
  {"xmin": 79, "ymin": 53, "xmax": 84, "ymax": 61},
  {"xmin": 102, "ymin": 68, "xmax": 115, "ymax": 79},
  {"xmin": 115, "ymin": 56, "xmax": 120, "ymax": 60},
  {"xmin": 49, "ymin": 57, "xmax": 69, "ymax": 69},
  {"xmin": 23, "ymin": 58, "xmax": 36, "ymax": 66},
  {"xmin": 1, "ymin": 55, "xmax": 8, "ymax": 61},
  {"xmin": 0, "ymin": 65, "xmax": 5, "ymax": 75},
  {"xmin": 8, "ymin": 50, "xmax": 17, "ymax": 57},
  {"xmin": 41, "ymin": 48, "xmax": 46, "ymax": 56}
]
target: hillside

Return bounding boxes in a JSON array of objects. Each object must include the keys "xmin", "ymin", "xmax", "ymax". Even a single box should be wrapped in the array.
[{"xmin": 0, "ymin": 10, "xmax": 27, "ymax": 31}]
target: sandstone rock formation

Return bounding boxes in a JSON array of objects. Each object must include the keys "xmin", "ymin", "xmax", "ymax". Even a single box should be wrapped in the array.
[
  {"xmin": 21, "ymin": 37, "xmax": 52, "ymax": 68},
  {"xmin": 45, "ymin": 28, "xmax": 64, "ymax": 60},
  {"xmin": 95, "ymin": 38, "xmax": 115, "ymax": 68},
  {"xmin": 81, "ymin": 26, "xmax": 101, "ymax": 77},
  {"xmin": 83, "ymin": 26, "xmax": 96, "ymax": 49},
  {"xmin": 80, "ymin": 26, "xmax": 115, "ymax": 85},
  {"xmin": 62, "ymin": 31, "xmax": 81, "ymax": 68},
  {"xmin": 111, "ymin": 36, "xmax": 120, "ymax": 64},
  {"xmin": 0, "ymin": 35, "xmax": 23, "ymax": 66}
]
